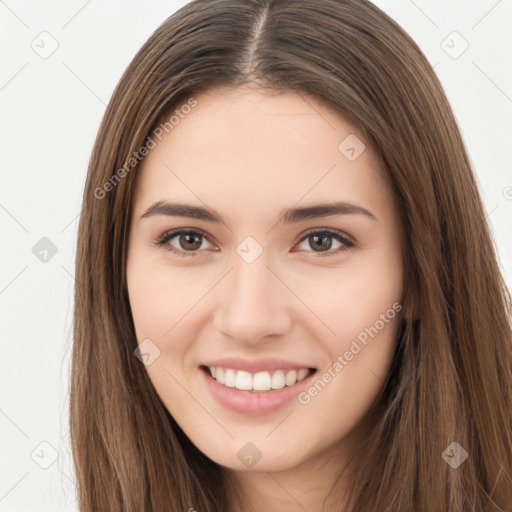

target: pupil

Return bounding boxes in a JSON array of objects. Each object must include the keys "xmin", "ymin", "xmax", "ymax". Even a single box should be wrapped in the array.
[
  {"xmin": 311, "ymin": 235, "xmax": 331, "ymax": 251},
  {"xmin": 181, "ymin": 233, "xmax": 201, "ymax": 250}
]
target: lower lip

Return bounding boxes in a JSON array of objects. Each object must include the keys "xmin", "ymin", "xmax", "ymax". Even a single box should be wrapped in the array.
[{"xmin": 200, "ymin": 367, "xmax": 316, "ymax": 416}]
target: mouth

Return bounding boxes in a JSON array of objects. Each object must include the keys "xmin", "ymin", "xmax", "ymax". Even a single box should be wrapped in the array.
[
  {"xmin": 199, "ymin": 364, "xmax": 318, "ymax": 415},
  {"xmin": 200, "ymin": 365, "xmax": 316, "ymax": 391}
]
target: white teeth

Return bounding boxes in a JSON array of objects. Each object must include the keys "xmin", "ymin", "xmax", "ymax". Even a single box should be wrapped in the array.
[
  {"xmin": 224, "ymin": 368, "xmax": 236, "ymax": 387},
  {"xmin": 206, "ymin": 366, "xmax": 312, "ymax": 391},
  {"xmin": 235, "ymin": 370, "xmax": 253, "ymax": 390},
  {"xmin": 297, "ymin": 368, "xmax": 309, "ymax": 381},
  {"xmin": 285, "ymin": 369, "xmax": 297, "ymax": 386},
  {"xmin": 216, "ymin": 367, "xmax": 225, "ymax": 384},
  {"xmin": 271, "ymin": 370, "xmax": 285, "ymax": 390},
  {"xmin": 253, "ymin": 371, "xmax": 271, "ymax": 391}
]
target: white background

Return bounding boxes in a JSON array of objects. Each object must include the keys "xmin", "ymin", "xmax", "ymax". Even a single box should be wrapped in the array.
[{"xmin": 1, "ymin": 1, "xmax": 511, "ymax": 510}]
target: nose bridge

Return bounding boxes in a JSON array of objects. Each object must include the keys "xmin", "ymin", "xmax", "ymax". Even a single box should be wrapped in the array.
[
  {"xmin": 232, "ymin": 254, "xmax": 272, "ymax": 307},
  {"xmin": 213, "ymin": 247, "xmax": 290, "ymax": 343}
]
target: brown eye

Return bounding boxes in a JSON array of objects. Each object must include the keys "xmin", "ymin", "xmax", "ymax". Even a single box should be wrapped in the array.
[
  {"xmin": 177, "ymin": 232, "xmax": 203, "ymax": 251},
  {"xmin": 296, "ymin": 229, "xmax": 354, "ymax": 255},
  {"xmin": 308, "ymin": 234, "xmax": 333, "ymax": 251},
  {"xmin": 155, "ymin": 229, "xmax": 214, "ymax": 256}
]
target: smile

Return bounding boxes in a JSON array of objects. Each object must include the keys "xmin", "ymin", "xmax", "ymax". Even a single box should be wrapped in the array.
[
  {"xmin": 199, "ymin": 362, "xmax": 318, "ymax": 416},
  {"xmin": 203, "ymin": 365, "xmax": 313, "ymax": 391}
]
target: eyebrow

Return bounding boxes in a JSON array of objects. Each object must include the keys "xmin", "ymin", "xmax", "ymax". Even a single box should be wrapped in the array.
[{"xmin": 140, "ymin": 200, "xmax": 377, "ymax": 225}]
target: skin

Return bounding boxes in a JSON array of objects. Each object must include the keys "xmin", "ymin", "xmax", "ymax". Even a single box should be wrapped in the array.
[{"xmin": 126, "ymin": 84, "xmax": 404, "ymax": 511}]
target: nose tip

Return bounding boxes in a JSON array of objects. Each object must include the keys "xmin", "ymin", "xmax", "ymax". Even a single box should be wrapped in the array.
[{"xmin": 212, "ymin": 256, "xmax": 291, "ymax": 345}]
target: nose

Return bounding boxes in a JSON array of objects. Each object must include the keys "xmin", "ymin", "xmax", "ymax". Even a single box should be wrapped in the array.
[{"xmin": 212, "ymin": 251, "xmax": 292, "ymax": 346}]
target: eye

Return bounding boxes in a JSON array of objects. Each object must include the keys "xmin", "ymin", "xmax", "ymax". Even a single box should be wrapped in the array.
[
  {"xmin": 153, "ymin": 229, "xmax": 215, "ymax": 257},
  {"xmin": 153, "ymin": 228, "xmax": 355, "ymax": 258},
  {"xmin": 294, "ymin": 229, "xmax": 355, "ymax": 256}
]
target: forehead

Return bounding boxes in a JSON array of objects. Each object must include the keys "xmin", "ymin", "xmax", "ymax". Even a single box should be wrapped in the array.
[{"xmin": 131, "ymin": 86, "xmax": 391, "ymax": 223}]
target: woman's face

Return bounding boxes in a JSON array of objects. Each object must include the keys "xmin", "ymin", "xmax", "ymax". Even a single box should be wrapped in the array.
[{"xmin": 126, "ymin": 85, "xmax": 404, "ymax": 473}]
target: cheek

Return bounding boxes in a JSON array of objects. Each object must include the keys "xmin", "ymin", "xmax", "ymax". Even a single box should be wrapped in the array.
[
  {"xmin": 297, "ymin": 307, "xmax": 401, "ymax": 441},
  {"xmin": 126, "ymin": 259, "xmax": 213, "ymax": 388},
  {"xmin": 127, "ymin": 256, "xmax": 202, "ymax": 339},
  {"xmin": 126, "ymin": 261, "xmax": 200, "ymax": 413},
  {"xmin": 303, "ymin": 256, "xmax": 403, "ymax": 345},
  {"xmin": 297, "ymin": 248, "xmax": 402, "ymax": 409}
]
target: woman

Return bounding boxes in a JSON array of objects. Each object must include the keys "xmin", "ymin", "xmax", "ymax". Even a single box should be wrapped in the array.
[{"xmin": 70, "ymin": 0, "xmax": 512, "ymax": 510}]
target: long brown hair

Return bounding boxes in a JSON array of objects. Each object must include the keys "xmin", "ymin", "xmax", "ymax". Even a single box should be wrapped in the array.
[{"xmin": 70, "ymin": 0, "xmax": 512, "ymax": 510}]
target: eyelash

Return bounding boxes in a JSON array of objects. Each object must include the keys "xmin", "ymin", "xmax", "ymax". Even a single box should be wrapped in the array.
[{"xmin": 152, "ymin": 228, "xmax": 355, "ymax": 258}]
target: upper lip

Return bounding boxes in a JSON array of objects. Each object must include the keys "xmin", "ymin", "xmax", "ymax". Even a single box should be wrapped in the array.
[{"xmin": 201, "ymin": 357, "xmax": 316, "ymax": 374}]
